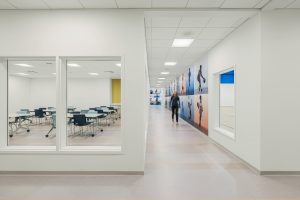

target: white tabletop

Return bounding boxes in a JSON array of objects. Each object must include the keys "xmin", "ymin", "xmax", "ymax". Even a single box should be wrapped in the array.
[
  {"xmin": 9, "ymin": 113, "xmax": 33, "ymax": 118},
  {"xmin": 67, "ymin": 113, "xmax": 104, "ymax": 118}
]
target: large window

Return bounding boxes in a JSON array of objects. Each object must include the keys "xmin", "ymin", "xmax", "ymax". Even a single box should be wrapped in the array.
[
  {"xmin": 219, "ymin": 69, "xmax": 235, "ymax": 134},
  {"xmin": 7, "ymin": 58, "xmax": 56, "ymax": 146},
  {"xmin": 65, "ymin": 58, "xmax": 122, "ymax": 146}
]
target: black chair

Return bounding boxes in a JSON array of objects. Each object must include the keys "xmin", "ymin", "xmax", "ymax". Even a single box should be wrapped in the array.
[
  {"xmin": 73, "ymin": 114, "xmax": 94, "ymax": 137},
  {"xmin": 34, "ymin": 109, "xmax": 45, "ymax": 124}
]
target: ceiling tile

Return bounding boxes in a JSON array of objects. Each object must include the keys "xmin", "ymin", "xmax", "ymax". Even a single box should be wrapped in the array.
[
  {"xmin": 151, "ymin": 48, "xmax": 169, "ymax": 58},
  {"xmin": 151, "ymin": 17, "xmax": 181, "ymax": 28},
  {"xmin": 43, "ymin": 0, "xmax": 83, "ymax": 8},
  {"xmin": 254, "ymin": 0, "xmax": 270, "ymax": 8},
  {"xmin": 179, "ymin": 17, "xmax": 211, "ymax": 27},
  {"xmin": 198, "ymin": 28, "xmax": 234, "ymax": 39},
  {"xmin": 0, "ymin": 0, "xmax": 15, "ymax": 8},
  {"xmin": 151, "ymin": 0, "xmax": 188, "ymax": 8},
  {"xmin": 206, "ymin": 15, "xmax": 243, "ymax": 27},
  {"xmin": 221, "ymin": 0, "xmax": 262, "ymax": 8},
  {"xmin": 175, "ymin": 28, "xmax": 203, "ymax": 39},
  {"xmin": 116, "ymin": 0, "xmax": 150, "ymax": 8},
  {"xmin": 8, "ymin": 0, "xmax": 48, "ymax": 9},
  {"xmin": 191, "ymin": 39, "xmax": 220, "ymax": 48},
  {"xmin": 151, "ymin": 28, "xmax": 177, "ymax": 39},
  {"xmin": 288, "ymin": 0, "xmax": 300, "ymax": 8},
  {"xmin": 167, "ymin": 48, "xmax": 188, "ymax": 59},
  {"xmin": 151, "ymin": 40, "xmax": 173, "ymax": 47},
  {"xmin": 187, "ymin": 0, "xmax": 224, "ymax": 8},
  {"xmin": 80, "ymin": 0, "xmax": 117, "ymax": 8},
  {"xmin": 263, "ymin": 0, "xmax": 294, "ymax": 10}
]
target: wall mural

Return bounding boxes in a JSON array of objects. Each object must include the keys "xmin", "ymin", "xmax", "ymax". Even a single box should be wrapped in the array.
[
  {"xmin": 150, "ymin": 88, "xmax": 162, "ymax": 105},
  {"xmin": 165, "ymin": 63, "xmax": 208, "ymax": 135}
]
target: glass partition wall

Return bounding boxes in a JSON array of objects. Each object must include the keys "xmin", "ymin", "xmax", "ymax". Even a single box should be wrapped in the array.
[
  {"xmin": 66, "ymin": 58, "xmax": 122, "ymax": 146},
  {"xmin": 7, "ymin": 58, "xmax": 56, "ymax": 146}
]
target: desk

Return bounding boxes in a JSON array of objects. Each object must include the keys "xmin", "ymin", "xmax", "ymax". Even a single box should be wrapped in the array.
[
  {"xmin": 67, "ymin": 113, "xmax": 105, "ymax": 136},
  {"xmin": 9, "ymin": 113, "xmax": 33, "ymax": 137}
]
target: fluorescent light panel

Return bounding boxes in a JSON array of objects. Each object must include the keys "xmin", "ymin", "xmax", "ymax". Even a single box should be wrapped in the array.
[
  {"xmin": 15, "ymin": 64, "xmax": 33, "ymax": 68},
  {"xmin": 158, "ymin": 77, "xmax": 166, "ymax": 80},
  {"xmin": 160, "ymin": 71, "xmax": 170, "ymax": 75},
  {"xmin": 172, "ymin": 39, "xmax": 194, "ymax": 47},
  {"xmin": 88, "ymin": 73, "xmax": 99, "ymax": 76},
  {"xmin": 16, "ymin": 72, "xmax": 29, "ymax": 76},
  {"xmin": 68, "ymin": 63, "xmax": 80, "ymax": 67},
  {"xmin": 116, "ymin": 63, "xmax": 121, "ymax": 67},
  {"xmin": 164, "ymin": 62, "xmax": 176, "ymax": 66}
]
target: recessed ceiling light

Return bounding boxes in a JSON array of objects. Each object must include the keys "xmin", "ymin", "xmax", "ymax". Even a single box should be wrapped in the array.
[
  {"xmin": 158, "ymin": 77, "xmax": 166, "ymax": 80},
  {"xmin": 160, "ymin": 71, "xmax": 170, "ymax": 75},
  {"xmin": 52, "ymin": 73, "xmax": 56, "ymax": 75},
  {"xmin": 15, "ymin": 64, "xmax": 33, "ymax": 68},
  {"xmin": 116, "ymin": 63, "xmax": 121, "ymax": 67},
  {"xmin": 172, "ymin": 39, "xmax": 194, "ymax": 47},
  {"xmin": 157, "ymin": 81, "xmax": 163, "ymax": 83},
  {"xmin": 68, "ymin": 63, "xmax": 80, "ymax": 67},
  {"xmin": 164, "ymin": 62, "xmax": 177, "ymax": 66},
  {"xmin": 16, "ymin": 72, "xmax": 29, "ymax": 76},
  {"xmin": 88, "ymin": 73, "xmax": 99, "ymax": 76}
]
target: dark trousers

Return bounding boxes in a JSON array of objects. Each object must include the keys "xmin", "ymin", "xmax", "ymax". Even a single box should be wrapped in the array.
[{"xmin": 172, "ymin": 106, "xmax": 179, "ymax": 122}]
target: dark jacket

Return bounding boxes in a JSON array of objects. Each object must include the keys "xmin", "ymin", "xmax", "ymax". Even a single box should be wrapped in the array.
[{"xmin": 170, "ymin": 95, "xmax": 180, "ymax": 108}]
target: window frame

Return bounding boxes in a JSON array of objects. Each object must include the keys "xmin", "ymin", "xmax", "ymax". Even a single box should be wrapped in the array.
[
  {"xmin": 213, "ymin": 66, "xmax": 236, "ymax": 140},
  {"xmin": 0, "ymin": 56, "xmax": 124, "ymax": 154}
]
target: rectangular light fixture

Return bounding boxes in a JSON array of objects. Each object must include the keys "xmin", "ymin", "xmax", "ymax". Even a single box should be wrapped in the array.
[
  {"xmin": 172, "ymin": 39, "xmax": 194, "ymax": 47},
  {"xmin": 68, "ymin": 63, "xmax": 80, "ymax": 67},
  {"xmin": 16, "ymin": 72, "xmax": 29, "ymax": 76},
  {"xmin": 15, "ymin": 64, "xmax": 33, "ymax": 68},
  {"xmin": 116, "ymin": 63, "xmax": 121, "ymax": 67},
  {"xmin": 52, "ymin": 73, "xmax": 56, "ymax": 75},
  {"xmin": 158, "ymin": 77, "xmax": 166, "ymax": 80},
  {"xmin": 164, "ymin": 62, "xmax": 176, "ymax": 66},
  {"xmin": 88, "ymin": 73, "xmax": 99, "ymax": 76},
  {"xmin": 160, "ymin": 71, "xmax": 170, "ymax": 75},
  {"xmin": 157, "ymin": 81, "xmax": 163, "ymax": 83}
]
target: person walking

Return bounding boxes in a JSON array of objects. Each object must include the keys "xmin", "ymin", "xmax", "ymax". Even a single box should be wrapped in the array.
[{"xmin": 170, "ymin": 92, "xmax": 180, "ymax": 125}]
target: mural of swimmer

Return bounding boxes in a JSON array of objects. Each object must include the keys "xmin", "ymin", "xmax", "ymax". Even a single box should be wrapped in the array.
[{"xmin": 197, "ymin": 65, "xmax": 206, "ymax": 93}]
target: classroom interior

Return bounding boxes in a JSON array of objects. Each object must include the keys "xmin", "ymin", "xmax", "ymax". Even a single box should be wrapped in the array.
[{"xmin": 7, "ymin": 58, "xmax": 122, "ymax": 146}]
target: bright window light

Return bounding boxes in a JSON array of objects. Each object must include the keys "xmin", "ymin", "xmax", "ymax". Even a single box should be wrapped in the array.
[
  {"xmin": 158, "ymin": 77, "xmax": 166, "ymax": 80},
  {"xmin": 88, "ymin": 73, "xmax": 99, "ymax": 76},
  {"xmin": 68, "ymin": 63, "xmax": 80, "ymax": 67},
  {"xmin": 172, "ymin": 39, "xmax": 194, "ymax": 47},
  {"xmin": 160, "ymin": 71, "xmax": 170, "ymax": 75},
  {"xmin": 164, "ymin": 62, "xmax": 177, "ymax": 66},
  {"xmin": 15, "ymin": 64, "xmax": 33, "ymax": 68},
  {"xmin": 116, "ymin": 63, "xmax": 121, "ymax": 67},
  {"xmin": 16, "ymin": 72, "xmax": 29, "ymax": 76}
]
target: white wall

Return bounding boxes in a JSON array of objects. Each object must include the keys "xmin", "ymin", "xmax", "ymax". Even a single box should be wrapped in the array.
[
  {"xmin": 8, "ymin": 76, "xmax": 31, "ymax": 113},
  {"xmin": 261, "ymin": 10, "xmax": 300, "ymax": 171},
  {"xmin": 30, "ymin": 78, "xmax": 56, "ymax": 109},
  {"xmin": 0, "ymin": 10, "xmax": 147, "ymax": 172},
  {"xmin": 68, "ymin": 78, "xmax": 111, "ymax": 110},
  {"xmin": 208, "ymin": 14, "xmax": 262, "ymax": 170}
]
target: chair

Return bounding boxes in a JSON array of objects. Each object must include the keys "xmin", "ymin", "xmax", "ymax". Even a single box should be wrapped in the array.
[
  {"xmin": 45, "ymin": 114, "xmax": 56, "ymax": 137},
  {"xmin": 19, "ymin": 109, "xmax": 32, "ymax": 123},
  {"xmin": 96, "ymin": 109, "xmax": 109, "ymax": 126},
  {"xmin": 34, "ymin": 109, "xmax": 45, "ymax": 124},
  {"xmin": 73, "ymin": 114, "xmax": 94, "ymax": 137}
]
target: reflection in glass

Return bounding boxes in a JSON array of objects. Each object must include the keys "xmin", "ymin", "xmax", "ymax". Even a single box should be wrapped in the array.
[
  {"xmin": 8, "ymin": 59, "xmax": 56, "ymax": 146},
  {"xmin": 66, "ymin": 59, "xmax": 121, "ymax": 146},
  {"xmin": 219, "ymin": 70, "xmax": 235, "ymax": 133}
]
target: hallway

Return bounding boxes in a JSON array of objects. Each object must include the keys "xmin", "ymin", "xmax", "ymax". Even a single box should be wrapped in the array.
[{"xmin": 1, "ymin": 106, "xmax": 300, "ymax": 200}]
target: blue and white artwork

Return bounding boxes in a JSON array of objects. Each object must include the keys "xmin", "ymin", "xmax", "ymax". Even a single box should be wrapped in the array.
[{"xmin": 186, "ymin": 67, "xmax": 195, "ymax": 95}]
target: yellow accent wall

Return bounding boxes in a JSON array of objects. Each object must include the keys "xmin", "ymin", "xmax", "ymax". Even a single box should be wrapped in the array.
[{"xmin": 112, "ymin": 79, "xmax": 121, "ymax": 104}]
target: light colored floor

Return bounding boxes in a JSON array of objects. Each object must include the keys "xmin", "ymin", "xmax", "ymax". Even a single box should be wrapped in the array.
[
  {"xmin": 1, "ymin": 106, "xmax": 300, "ymax": 200},
  {"xmin": 8, "ymin": 118, "xmax": 121, "ymax": 146}
]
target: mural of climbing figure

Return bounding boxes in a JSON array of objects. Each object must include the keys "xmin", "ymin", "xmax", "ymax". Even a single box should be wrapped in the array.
[{"xmin": 197, "ymin": 65, "xmax": 206, "ymax": 93}]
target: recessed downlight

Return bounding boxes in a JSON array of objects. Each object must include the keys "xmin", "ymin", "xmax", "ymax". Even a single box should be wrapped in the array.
[
  {"xmin": 160, "ymin": 71, "xmax": 170, "ymax": 75},
  {"xmin": 172, "ymin": 39, "xmax": 194, "ymax": 47},
  {"xmin": 158, "ymin": 77, "xmax": 166, "ymax": 80},
  {"xmin": 15, "ymin": 64, "xmax": 33, "ymax": 68},
  {"xmin": 116, "ymin": 63, "xmax": 121, "ymax": 67},
  {"xmin": 88, "ymin": 73, "xmax": 99, "ymax": 76},
  {"xmin": 52, "ymin": 73, "xmax": 56, "ymax": 75},
  {"xmin": 164, "ymin": 62, "xmax": 177, "ymax": 66}
]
